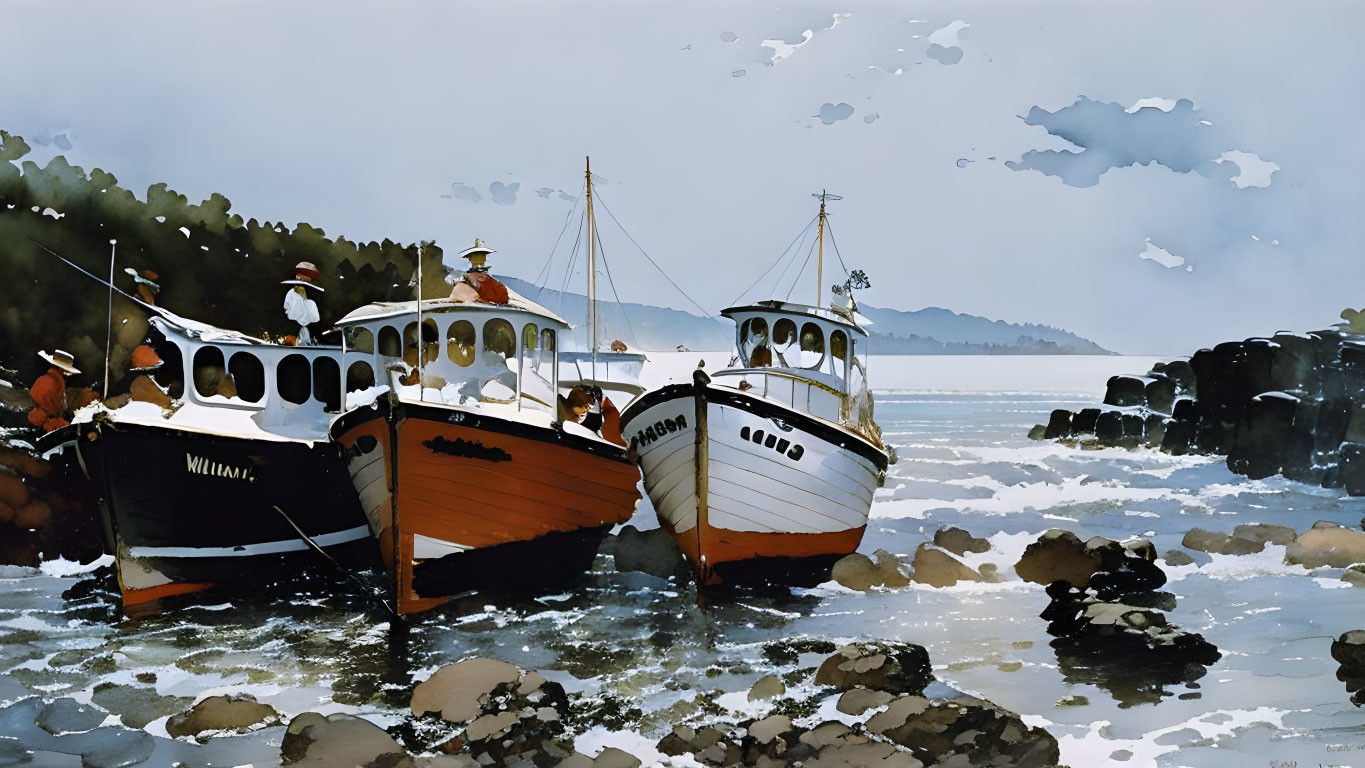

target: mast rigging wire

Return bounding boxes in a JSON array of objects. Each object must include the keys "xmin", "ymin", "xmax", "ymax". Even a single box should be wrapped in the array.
[
  {"xmin": 783, "ymin": 233, "xmax": 820, "ymax": 302},
  {"xmin": 731, "ymin": 214, "xmax": 819, "ymax": 307},
  {"xmin": 591, "ymin": 189, "xmax": 714, "ymax": 319},
  {"xmin": 593, "ymin": 223, "xmax": 638, "ymax": 346},
  {"xmin": 768, "ymin": 218, "xmax": 817, "ymax": 304}
]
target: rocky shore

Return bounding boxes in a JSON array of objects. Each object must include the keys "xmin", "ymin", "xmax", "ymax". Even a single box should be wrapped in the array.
[{"xmin": 1028, "ymin": 327, "xmax": 1365, "ymax": 499}]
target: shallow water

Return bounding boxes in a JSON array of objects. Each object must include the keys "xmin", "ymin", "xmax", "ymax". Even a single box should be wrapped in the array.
[{"xmin": 2, "ymin": 356, "xmax": 1364, "ymax": 767}]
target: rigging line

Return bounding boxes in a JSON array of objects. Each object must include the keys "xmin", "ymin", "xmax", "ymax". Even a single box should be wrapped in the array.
[
  {"xmin": 28, "ymin": 239, "xmax": 166, "ymax": 318},
  {"xmin": 590, "ymin": 188, "xmax": 714, "ymax": 319},
  {"xmin": 731, "ymin": 213, "xmax": 819, "ymax": 307},
  {"xmin": 535, "ymin": 191, "xmax": 585, "ymax": 299},
  {"xmin": 769, "ymin": 217, "xmax": 817, "ymax": 302},
  {"xmin": 594, "ymin": 222, "xmax": 637, "ymax": 345},
  {"xmin": 556, "ymin": 212, "xmax": 586, "ymax": 307},
  {"xmin": 824, "ymin": 218, "xmax": 851, "ymax": 278},
  {"xmin": 783, "ymin": 231, "xmax": 820, "ymax": 302}
]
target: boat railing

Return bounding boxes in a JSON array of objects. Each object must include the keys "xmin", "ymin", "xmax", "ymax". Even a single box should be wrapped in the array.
[{"xmin": 712, "ymin": 366, "xmax": 882, "ymax": 447}]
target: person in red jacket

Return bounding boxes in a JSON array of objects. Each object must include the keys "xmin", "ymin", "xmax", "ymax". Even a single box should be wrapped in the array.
[{"xmin": 27, "ymin": 350, "xmax": 80, "ymax": 432}]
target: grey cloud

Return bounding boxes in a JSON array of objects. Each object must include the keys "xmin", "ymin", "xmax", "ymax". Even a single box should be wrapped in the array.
[
  {"xmin": 926, "ymin": 44, "xmax": 962, "ymax": 65},
  {"xmin": 443, "ymin": 182, "xmax": 483, "ymax": 203},
  {"xmin": 817, "ymin": 103, "xmax": 855, "ymax": 124},
  {"xmin": 536, "ymin": 187, "xmax": 554, "ymax": 199},
  {"xmin": 489, "ymin": 181, "xmax": 519, "ymax": 206},
  {"xmin": 719, "ymin": 30, "xmax": 738, "ymax": 43}
]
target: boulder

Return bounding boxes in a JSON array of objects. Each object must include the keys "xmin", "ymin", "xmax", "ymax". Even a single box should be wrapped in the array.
[
  {"xmin": 814, "ymin": 642, "xmax": 933, "ymax": 695},
  {"xmin": 1027, "ymin": 424, "xmax": 1047, "ymax": 440},
  {"xmin": 411, "ymin": 658, "xmax": 523, "ymax": 722},
  {"xmin": 747, "ymin": 674, "xmax": 785, "ymax": 702},
  {"xmin": 835, "ymin": 688, "xmax": 894, "ymax": 715},
  {"xmin": 1163, "ymin": 550, "xmax": 1195, "ymax": 567},
  {"xmin": 1071, "ymin": 408, "xmax": 1101, "ymax": 435},
  {"xmin": 166, "ymin": 693, "xmax": 280, "ymax": 739},
  {"xmin": 281, "ymin": 712, "xmax": 409, "ymax": 767},
  {"xmin": 747, "ymin": 714, "xmax": 792, "ymax": 744},
  {"xmin": 1085, "ymin": 537, "xmax": 1167, "ymax": 599},
  {"xmin": 1332, "ymin": 630, "xmax": 1365, "ymax": 672},
  {"xmin": 590, "ymin": 747, "xmax": 642, "ymax": 768},
  {"xmin": 612, "ymin": 525, "xmax": 688, "ymax": 580},
  {"xmin": 1232, "ymin": 523, "xmax": 1296, "ymax": 547},
  {"xmin": 932, "ymin": 527, "xmax": 989, "ymax": 556},
  {"xmin": 1145, "ymin": 378, "xmax": 1176, "ymax": 414},
  {"xmin": 90, "ymin": 682, "xmax": 194, "ymax": 729},
  {"xmin": 1340, "ymin": 442, "xmax": 1365, "ymax": 497},
  {"xmin": 1227, "ymin": 392, "xmax": 1298, "ymax": 480},
  {"xmin": 1285, "ymin": 524, "xmax": 1365, "ymax": 568},
  {"xmin": 830, "ymin": 553, "xmax": 881, "ymax": 591},
  {"xmin": 1144, "ymin": 415, "xmax": 1167, "ymax": 448},
  {"xmin": 1094, "ymin": 411, "xmax": 1123, "ymax": 443},
  {"xmin": 865, "ymin": 693, "xmax": 1062, "ymax": 768},
  {"xmin": 872, "ymin": 549, "xmax": 910, "ymax": 588},
  {"xmin": 1014, "ymin": 530, "xmax": 1103, "ymax": 588},
  {"xmin": 35, "ymin": 698, "xmax": 107, "ymax": 735},
  {"xmin": 1162, "ymin": 359, "xmax": 1196, "ymax": 393},
  {"xmin": 1120, "ymin": 413, "xmax": 1145, "ymax": 440},
  {"xmin": 910, "ymin": 544, "xmax": 980, "ymax": 588},
  {"xmin": 1104, "ymin": 376, "xmax": 1146, "ymax": 407},
  {"xmin": 1160, "ymin": 418, "xmax": 1196, "ymax": 455},
  {"xmin": 1342, "ymin": 565, "xmax": 1365, "ymax": 588},
  {"xmin": 1182, "ymin": 528, "xmax": 1265, "ymax": 556},
  {"xmin": 1043, "ymin": 409, "xmax": 1071, "ymax": 439}
]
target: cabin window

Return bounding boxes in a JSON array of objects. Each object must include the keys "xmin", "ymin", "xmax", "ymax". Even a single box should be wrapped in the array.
[
  {"xmin": 741, "ymin": 317, "xmax": 770, "ymax": 367},
  {"xmin": 830, "ymin": 330, "xmax": 849, "ymax": 377},
  {"xmin": 228, "ymin": 352, "xmax": 265, "ymax": 402},
  {"xmin": 522, "ymin": 323, "xmax": 539, "ymax": 365},
  {"xmin": 448, "ymin": 320, "xmax": 476, "ymax": 367},
  {"xmin": 313, "ymin": 356, "xmax": 342, "ymax": 411},
  {"xmin": 541, "ymin": 328, "xmax": 556, "ymax": 355},
  {"xmin": 484, "ymin": 318, "xmax": 516, "ymax": 359},
  {"xmin": 346, "ymin": 360, "xmax": 375, "ymax": 392},
  {"xmin": 378, "ymin": 326, "xmax": 401, "ymax": 357},
  {"xmin": 772, "ymin": 318, "xmax": 797, "ymax": 367},
  {"xmin": 192, "ymin": 346, "xmax": 226, "ymax": 398},
  {"xmin": 799, "ymin": 323, "xmax": 825, "ymax": 368},
  {"xmin": 346, "ymin": 327, "xmax": 374, "ymax": 354},
  {"xmin": 277, "ymin": 353, "xmax": 311, "ymax": 405}
]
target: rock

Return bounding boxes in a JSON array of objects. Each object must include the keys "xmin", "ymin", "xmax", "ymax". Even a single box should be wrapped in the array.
[
  {"xmin": 1182, "ymin": 528, "xmax": 1265, "ymax": 556},
  {"xmin": 1014, "ymin": 530, "xmax": 1103, "ymax": 588},
  {"xmin": 1085, "ymin": 537, "xmax": 1167, "ymax": 599},
  {"xmin": 1144, "ymin": 415, "xmax": 1167, "ymax": 448},
  {"xmin": 872, "ymin": 549, "xmax": 910, "ymax": 588},
  {"xmin": 1162, "ymin": 359, "xmax": 1196, "ymax": 393},
  {"xmin": 90, "ymin": 682, "xmax": 194, "ymax": 729},
  {"xmin": 1119, "ymin": 413, "xmax": 1145, "ymax": 440},
  {"xmin": 167, "ymin": 693, "xmax": 280, "ymax": 739},
  {"xmin": 1160, "ymin": 418, "xmax": 1196, "ymax": 455},
  {"xmin": 1163, "ymin": 550, "xmax": 1195, "ymax": 567},
  {"xmin": 77, "ymin": 726, "xmax": 157, "ymax": 768},
  {"xmin": 1342, "ymin": 566, "xmax": 1365, "ymax": 587},
  {"xmin": 866, "ymin": 693, "xmax": 1061, "ymax": 768},
  {"xmin": 1104, "ymin": 376, "xmax": 1146, "ymax": 407},
  {"xmin": 747, "ymin": 674, "xmax": 785, "ymax": 702},
  {"xmin": 281, "ymin": 712, "xmax": 409, "ymax": 767},
  {"xmin": 1071, "ymin": 408, "xmax": 1101, "ymax": 434},
  {"xmin": 1232, "ymin": 523, "xmax": 1296, "ymax": 546},
  {"xmin": 1339, "ymin": 442, "xmax": 1365, "ymax": 496},
  {"xmin": 612, "ymin": 525, "xmax": 687, "ymax": 580},
  {"xmin": 1331, "ymin": 630, "xmax": 1365, "ymax": 672},
  {"xmin": 1285, "ymin": 524, "xmax": 1365, "ymax": 568},
  {"xmin": 1027, "ymin": 424, "xmax": 1046, "ymax": 440},
  {"xmin": 835, "ymin": 688, "xmax": 894, "ymax": 715},
  {"xmin": 932, "ymin": 527, "xmax": 989, "ymax": 556},
  {"xmin": 747, "ymin": 715, "xmax": 792, "ymax": 744},
  {"xmin": 0, "ymin": 473, "xmax": 28, "ymax": 510},
  {"xmin": 814, "ymin": 642, "xmax": 933, "ymax": 695},
  {"xmin": 1094, "ymin": 411, "xmax": 1123, "ymax": 443},
  {"xmin": 411, "ymin": 658, "xmax": 523, "ymax": 722},
  {"xmin": 909, "ymin": 544, "xmax": 980, "ymax": 588},
  {"xmin": 978, "ymin": 563, "xmax": 1004, "ymax": 582},
  {"xmin": 831, "ymin": 553, "xmax": 880, "ymax": 591},
  {"xmin": 35, "ymin": 698, "xmax": 106, "ymax": 735},
  {"xmin": 1043, "ymin": 409, "xmax": 1071, "ymax": 439},
  {"xmin": 1228, "ymin": 392, "xmax": 1298, "ymax": 480},
  {"xmin": 591, "ymin": 747, "xmax": 641, "ymax": 768},
  {"xmin": 1145, "ymin": 378, "xmax": 1176, "ymax": 414}
]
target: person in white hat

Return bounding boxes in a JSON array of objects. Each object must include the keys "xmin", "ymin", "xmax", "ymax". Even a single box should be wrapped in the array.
[
  {"xmin": 28, "ymin": 350, "xmax": 81, "ymax": 432},
  {"xmin": 282, "ymin": 261, "xmax": 324, "ymax": 345}
]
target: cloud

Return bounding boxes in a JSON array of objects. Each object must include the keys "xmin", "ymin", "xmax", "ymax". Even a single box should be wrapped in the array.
[
  {"xmin": 1138, "ymin": 238, "xmax": 1191, "ymax": 271},
  {"xmin": 1126, "ymin": 97, "xmax": 1180, "ymax": 113},
  {"xmin": 1006, "ymin": 97, "xmax": 1279, "ymax": 189},
  {"xmin": 926, "ymin": 44, "xmax": 963, "ymax": 65},
  {"xmin": 925, "ymin": 20, "xmax": 968, "ymax": 65},
  {"xmin": 817, "ymin": 103, "xmax": 855, "ymax": 124},
  {"xmin": 442, "ymin": 182, "xmax": 483, "ymax": 203},
  {"xmin": 30, "ymin": 129, "xmax": 74, "ymax": 151},
  {"xmin": 489, "ymin": 181, "xmax": 519, "ymax": 206},
  {"xmin": 535, "ymin": 187, "xmax": 554, "ymax": 199},
  {"xmin": 719, "ymin": 30, "xmax": 738, "ymax": 43}
]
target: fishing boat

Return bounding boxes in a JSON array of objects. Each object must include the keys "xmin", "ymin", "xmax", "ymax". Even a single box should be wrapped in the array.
[
  {"xmin": 48, "ymin": 311, "xmax": 372, "ymax": 610},
  {"xmin": 619, "ymin": 192, "xmax": 891, "ymax": 585},
  {"xmin": 328, "ymin": 242, "xmax": 642, "ymax": 614}
]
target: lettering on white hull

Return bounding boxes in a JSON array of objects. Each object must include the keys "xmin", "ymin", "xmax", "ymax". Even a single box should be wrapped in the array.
[
  {"xmin": 185, "ymin": 454, "xmax": 257, "ymax": 483},
  {"xmin": 630, "ymin": 414, "xmax": 687, "ymax": 450}
]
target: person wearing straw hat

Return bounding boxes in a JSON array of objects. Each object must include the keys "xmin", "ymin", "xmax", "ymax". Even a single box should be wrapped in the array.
[
  {"xmin": 127, "ymin": 344, "xmax": 173, "ymax": 409},
  {"xmin": 27, "ymin": 350, "xmax": 80, "ymax": 432},
  {"xmin": 282, "ymin": 261, "xmax": 324, "ymax": 345}
]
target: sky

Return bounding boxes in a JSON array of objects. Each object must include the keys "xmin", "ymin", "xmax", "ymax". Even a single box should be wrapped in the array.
[{"xmin": 4, "ymin": 0, "xmax": 1363, "ymax": 355}]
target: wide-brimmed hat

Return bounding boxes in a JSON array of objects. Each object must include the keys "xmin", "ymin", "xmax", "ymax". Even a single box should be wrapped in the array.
[
  {"xmin": 459, "ymin": 240, "xmax": 495, "ymax": 272},
  {"xmin": 281, "ymin": 261, "xmax": 325, "ymax": 292},
  {"xmin": 129, "ymin": 344, "xmax": 164, "ymax": 372},
  {"xmin": 38, "ymin": 349, "xmax": 80, "ymax": 375},
  {"xmin": 123, "ymin": 267, "xmax": 160, "ymax": 292}
]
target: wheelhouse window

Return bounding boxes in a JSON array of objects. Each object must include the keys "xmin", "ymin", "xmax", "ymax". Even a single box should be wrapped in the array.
[
  {"xmin": 277, "ymin": 353, "xmax": 311, "ymax": 405},
  {"xmin": 829, "ymin": 330, "xmax": 849, "ymax": 378},
  {"xmin": 522, "ymin": 323, "xmax": 539, "ymax": 365},
  {"xmin": 741, "ymin": 317, "xmax": 770, "ymax": 367},
  {"xmin": 480, "ymin": 318, "xmax": 518, "ymax": 402},
  {"xmin": 799, "ymin": 323, "xmax": 825, "ymax": 369},
  {"xmin": 346, "ymin": 327, "xmax": 374, "ymax": 354},
  {"xmin": 228, "ymin": 352, "xmax": 265, "ymax": 402},
  {"xmin": 378, "ymin": 326, "xmax": 401, "ymax": 358},
  {"xmin": 192, "ymin": 346, "xmax": 226, "ymax": 398},
  {"xmin": 448, "ymin": 320, "xmax": 476, "ymax": 367},
  {"xmin": 313, "ymin": 356, "xmax": 341, "ymax": 411},
  {"xmin": 346, "ymin": 360, "xmax": 375, "ymax": 392},
  {"xmin": 420, "ymin": 318, "xmax": 439, "ymax": 364},
  {"xmin": 772, "ymin": 318, "xmax": 797, "ymax": 367}
]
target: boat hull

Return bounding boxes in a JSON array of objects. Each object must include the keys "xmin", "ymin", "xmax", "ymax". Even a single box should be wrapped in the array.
[
  {"xmin": 621, "ymin": 374, "xmax": 886, "ymax": 585},
  {"xmin": 331, "ymin": 400, "xmax": 642, "ymax": 614},
  {"xmin": 71, "ymin": 419, "xmax": 372, "ymax": 610}
]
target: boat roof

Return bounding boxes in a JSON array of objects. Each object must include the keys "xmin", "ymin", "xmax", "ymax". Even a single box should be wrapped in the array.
[
  {"xmin": 150, "ymin": 309, "xmax": 324, "ymax": 348},
  {"xmin": 721, "ymin": 300, "xmax": 871, "ymax": 335},
  {"xmin": 335, "ymin": 284, "xmax": 569, "ymax": 328}
]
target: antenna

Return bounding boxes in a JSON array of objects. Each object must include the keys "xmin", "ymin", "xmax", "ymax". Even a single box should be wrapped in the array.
[
  {"xmin": 585, "ymin": 157, "xmax": 598, "ymax": 382},
  {"xmin": 104, "ymin": 240, "xmax": 116, "ymax": 397},
  {"xmin": 811, "ymin": 191, "xmax": 841, "ymax": 308}
]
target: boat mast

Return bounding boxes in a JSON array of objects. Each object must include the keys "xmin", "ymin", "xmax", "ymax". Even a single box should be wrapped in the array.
[
  {"xmin": 585, "ymin": 156, "xmax": 598, "ymax": 379},
  {"xmin": 815, "ymin": 191, "xmax": 826, "ymax": 309},
  {"xmin": 416, "ymin": 242, "xmax": 424, "ymax": 402}
]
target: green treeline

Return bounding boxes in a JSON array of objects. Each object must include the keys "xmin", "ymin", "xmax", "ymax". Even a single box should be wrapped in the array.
[{"xmin": 0, "ymin": 130, "xmax": 447, "ymax": 384}]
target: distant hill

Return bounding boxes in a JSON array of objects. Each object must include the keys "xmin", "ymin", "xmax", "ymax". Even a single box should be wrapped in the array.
[{"xmin": 499, "ymin": 276, "xmax": 1114, "ymax": 355}]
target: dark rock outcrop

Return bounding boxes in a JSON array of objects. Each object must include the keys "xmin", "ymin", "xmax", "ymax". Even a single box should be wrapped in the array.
[
  {"xmin": 611, "ymin": 525, "xmax": 689, "ymax": 581},
  {"xmin": 814, "ymin": 643, "xmax": 933, "ymax": 695}
]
